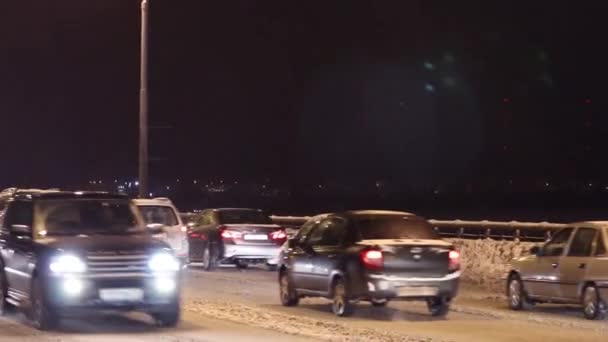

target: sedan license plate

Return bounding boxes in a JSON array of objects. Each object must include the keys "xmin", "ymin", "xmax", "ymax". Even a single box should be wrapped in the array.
[
  {"xmin": 244, "ymin": 234, "xmax": 268, "ymax": 241},
  {"xmin": 99, "ymin": 288, "xmax": 144, "ymax": 302},
  {"xmin": 396, "ymin": 286, "xmax": 438, "ymax": 297}
]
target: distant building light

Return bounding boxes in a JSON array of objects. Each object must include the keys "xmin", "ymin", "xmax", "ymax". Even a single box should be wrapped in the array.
[
  {"xmin": 177, "ymin": 179, "xmax": 180, "ymax": 183},
  {"xmin": 134, "ymin": 181, "xmax": 139, "ymax": 186},
  {"xmin": 423, "ymin": 61, "xmax": 435, "ymax": 70},
  {"xmin": 424, "ymin": 83, "xmax": 435, "ymax": 93},
  {"xmin": 193, "ymin": 180, "xmax": 198, "ymax": 184},
  {"xmin": 114, "ymin": 179, "xmax": 118, "ymax": 183},
  {"xmin": 166, "ymin": 186, "xmax": 171, "ymax": 190},
  {"xmin": 149, "ymin": 192, "xmax": 154, "ymax": 197},
  {"xmin": 98, "ymin": 180, "xmax": 102, "ymax": 184}
]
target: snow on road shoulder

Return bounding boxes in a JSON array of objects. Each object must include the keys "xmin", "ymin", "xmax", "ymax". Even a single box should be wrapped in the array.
[{"xmin": 185, "ymin": 299, "xmax": 446, "ymax": 342}]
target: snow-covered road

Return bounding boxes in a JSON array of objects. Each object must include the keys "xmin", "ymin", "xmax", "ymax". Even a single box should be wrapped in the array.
[{"xmin": 0, "ymin": 266, "xmax": 605, "ymax": 341}]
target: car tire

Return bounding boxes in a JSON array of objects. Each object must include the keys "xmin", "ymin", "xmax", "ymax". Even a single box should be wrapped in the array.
[
  {"xmin": 0, "ymin": 269, "xmax": 13, "ymax": 316},
  {"xmin": 582, "ymin": 285, "xmax": 606, "ymax": 320},
  {"xmin": 279, "ymin": 270, "xmax": 299, "ymax": 307},
  {"xmin": 332, "ymin": 278, "xmax": 354, "ymax": 317},
  {"xmin": 153, "ymin": 301, "xmax": 181, "ymax": 328},
  {"xmin": 427, "ymin": 297, "xmax": 450, "ymax": 317},
  {"xmin": 371, "ymin": 298, "xmax": 388, "ymax": 307},
  {"xmin": 30, "ymin": 276, "xmax": 58, "ymax": 331},
  {"xmin": 235, "ymin": 261, "xmax": 249, "ymax": 270},
  {"xmin": 507, "ymin": 274, "xmax": 533, "ymax": 311}
]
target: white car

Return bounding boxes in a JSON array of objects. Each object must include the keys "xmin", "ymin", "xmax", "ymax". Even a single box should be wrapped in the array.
[{"xmin": 134, "ymin": 198, "xmax": 189, "ymax": 261}]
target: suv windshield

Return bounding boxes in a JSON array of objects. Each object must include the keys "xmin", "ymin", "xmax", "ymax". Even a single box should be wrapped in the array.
[
  {"xmin": 355, "ymin": 216, "xmax": 438, "ymax": 240},
  {"xmin": 219, "ymin": 210, "xmax": 272, "ymax": 224},
  {"xmin": 37, "ymin": 199, "xmax": 143, "ymax": 236},
  {"xmin": 138, "ymin": 206, "xmax": 178, "ymax": 226}
]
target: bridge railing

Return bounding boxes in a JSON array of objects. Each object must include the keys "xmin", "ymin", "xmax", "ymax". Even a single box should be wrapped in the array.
[{"xmin": 270, "ymin": 215, "xmax": 567, "ymax": 242}]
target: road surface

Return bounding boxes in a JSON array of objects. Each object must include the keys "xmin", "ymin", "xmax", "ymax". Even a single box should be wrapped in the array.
[{"xmin": 0, "ymin": 265, "xmax": 606, "ymax": 341}]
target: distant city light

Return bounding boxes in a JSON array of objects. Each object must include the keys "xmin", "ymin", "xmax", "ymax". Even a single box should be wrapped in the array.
[
  {"xmin": 149, "ymin": 192, "xmax": 153, "ymax": 197},
  {"xmin": 425, "ymin": 83, "xmax": 435, "ymax": 93},
  {"xmin": 177, "ymin": 179, "xmax": 180, "ymax": 183},
  {"xmin": 166, "ymin": 186, "xmax": 171, "ymax": 190},
  {"xmin": 193, "ymin": 180, "xmax": 198, "ymax": 184},
  {"xmin": 134, "ymin": 181, "xmax": 139, "ymax": 186},
  {"xmin": 423, "ymin": 61, "xmax": 435, "ymax": 70}
]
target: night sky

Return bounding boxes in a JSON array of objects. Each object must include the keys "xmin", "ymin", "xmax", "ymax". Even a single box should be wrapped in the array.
[{"xmin": 1, "ymin": 1, "xmax": 606, "ymax": 191}]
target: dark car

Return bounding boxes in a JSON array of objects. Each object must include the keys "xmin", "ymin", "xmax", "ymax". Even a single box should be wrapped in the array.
[
  {"xmin": 187, "ymin": 208, "xmax": 286, "ymax": 270},
  {"xmin": 278, "ymin": 210, "xmax": 461, "ymax": 317},
  {"xmin": 0, "ymin": 189, "xmax": 181, "ymax": 330}
]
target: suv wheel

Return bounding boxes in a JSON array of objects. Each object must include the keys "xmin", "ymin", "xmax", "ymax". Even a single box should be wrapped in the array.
[
  {"xmin": 153, "ymin": 301, "xmax": 180, "ymax": 328},
  {"xmin": 0, "ymin": 270, "xmax": 12, "ymax": 315},
  {"xmin": 583, "ymin": 285, "xmax": 606, "ymax": 320},
  {"xmin": 507, "ymin": 274, "xmax": 532, "ymax": 310},
  {"xmin": 30, "ymin": 277, "xmax": 58, "ymax": 331},
  {"xmin": 279, "ymin": 270, "xmax": 299, "ymax": 306},
  {"xmin": 235, "ymin": 260, "xmax": 249, "ymax": 270},
  {"xmin": 331, "ymin": 278, "xmax": 354, "ymax": 317}
]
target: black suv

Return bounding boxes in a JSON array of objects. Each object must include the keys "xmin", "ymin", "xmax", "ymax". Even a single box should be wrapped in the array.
[
  {"xmin": 278, "ymin": 210, "xmax": 460, "ymax": 317},
  {"xmin": 0, "ymin": 189, "xmax": 181, "ymax": 330}
]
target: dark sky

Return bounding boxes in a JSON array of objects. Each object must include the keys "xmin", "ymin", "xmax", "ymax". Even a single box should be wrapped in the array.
[{"xmin": 1, "ymin": 1, "xmax": 606, "ymax": 190}]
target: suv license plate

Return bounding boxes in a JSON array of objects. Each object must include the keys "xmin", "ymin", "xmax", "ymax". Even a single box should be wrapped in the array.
[
  {"xmin": 396, "ymin": 286, "xmax": 438, "ymax": 297},
  {"xmin": 244, "ymin": 234, "xmax": 268, "ymax": 241},
  {"xmin": 99, "ymin": 288, "xmax": 144, "ymax": 302}
]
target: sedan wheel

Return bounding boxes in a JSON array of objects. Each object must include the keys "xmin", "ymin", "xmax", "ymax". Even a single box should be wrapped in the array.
[
  {"xmin": 202, "ymin": 246, "xmax": 214, "ymax": 271},
  {"xmin": 331, "ymin": 279, "xmax": 354, "ymax": 317},
  {"xmin": 508, "ymin": 275, "xmax": 531, "ymax": 310},
  {"xmin": 279, "ymin": 271, "xmax": 299, "ymax": 306},
  {"xmin": 583, "ymin": 285, "xmax": 606, "ymax": 320}
]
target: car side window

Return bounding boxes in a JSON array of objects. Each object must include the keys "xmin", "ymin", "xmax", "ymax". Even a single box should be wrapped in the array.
[
  {"xmin": 543, "ymin": 228, "xmax": 573, "ymax": 257},
  {"xmin": 197, "ymin": 212, "xmax": 211, "ymax": 225},
  {"xmin": 4, "ymin": 201, "xmax": 34, "ymax": 229},
  {"xmin": 307, "ymin": 217, "xmax": 347, "ymax": 246},
  {"xmin": 567, "ymin": 228, "xmax": 596, "ymax": 257},
  {"xmin": 295, "ymin": 220, "xmax": 319, "ymax": 245},
  {"xmin": 596, "ymin": 230, "xmax": 607, "ymax": 256}
]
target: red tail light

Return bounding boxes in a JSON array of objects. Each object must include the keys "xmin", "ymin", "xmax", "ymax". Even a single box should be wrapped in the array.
[
  {"xmin": 270, "ymin": 229, "xmax": 287, "ymax": 245},
  {"xmin": 448, "ymin": 250, "xmax": 460, "ymax": 271},
  {"xmin": 361, "ymin": 249, "xmax": 383, "ymax": 271},
  {"xmin": 220, "ymin": 227, "xmax": 242, "ymax": 240}
]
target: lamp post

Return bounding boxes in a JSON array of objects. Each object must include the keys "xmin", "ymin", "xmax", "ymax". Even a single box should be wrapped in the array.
[{"xmin": 138, "ymin": 0, "xmax": 149, "ymax": 198}]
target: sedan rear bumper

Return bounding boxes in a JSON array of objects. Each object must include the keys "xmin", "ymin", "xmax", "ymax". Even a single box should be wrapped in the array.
[
  {"xmin": 222, "ymin": 244, "xmax": 281, "ymax": 265},
  {"xmin": 365, "ymin": 271, "xmax": 460, "ymax": 300}
]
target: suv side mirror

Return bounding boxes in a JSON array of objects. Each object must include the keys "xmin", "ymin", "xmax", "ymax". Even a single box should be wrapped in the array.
[
  {"xmin": 10, "ymin": 224, "xmax": 32, "ymax": 238},
  {"xmin": 530, "ymin": 245, "xmax": 542, "ymax": 256}
]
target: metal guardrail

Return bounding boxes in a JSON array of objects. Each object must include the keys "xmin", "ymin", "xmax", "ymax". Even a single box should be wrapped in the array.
[{"xmin": 270, "ymin": 216, "xmax": 567, "ymax": 242}]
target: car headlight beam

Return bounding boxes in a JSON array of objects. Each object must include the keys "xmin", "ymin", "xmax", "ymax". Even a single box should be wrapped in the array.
[
  {"xmin": 148, "ymin": 252, "xmax": 180, "ymax": 272},
  {"xmin": 49, "ymin": 255, "xmax": 87, "ymax": 274}
]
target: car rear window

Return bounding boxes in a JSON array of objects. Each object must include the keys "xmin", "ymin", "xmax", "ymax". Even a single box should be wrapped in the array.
[
  {"xmin": 355, "ymin": 215, "xmax": 438, "ymax": 240},
  {"xmin": 139, "ymin": 205, "xmax": 178, "ymax": 226},
  {"xmin": 219, "ymin": 210, "xmax": 272, "ymax": 224}
]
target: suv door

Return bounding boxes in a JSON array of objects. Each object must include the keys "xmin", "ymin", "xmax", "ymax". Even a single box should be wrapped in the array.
[
  {"xmin": 0, "ymin": 200, "xmax": 34, "ymax": 296},
  {"xmin": 525, "ymin": 228, "xmax": 574, "ymax": 299},
  {"xmin": 559, "ymin": 227, "xmax": 597, "ymax": 300},
  {"xmin": 309, "ymin": 217, "xmax": 348, "ymax": 293}
]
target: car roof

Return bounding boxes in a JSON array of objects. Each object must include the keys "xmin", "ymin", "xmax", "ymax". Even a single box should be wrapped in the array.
[
  {"xmin": 571, "ymin": 221, "xmax": 608, "ymax": 228},
  {"xmin": 133, "ymin": 198, "xmax": 176, "ymax": 207}
]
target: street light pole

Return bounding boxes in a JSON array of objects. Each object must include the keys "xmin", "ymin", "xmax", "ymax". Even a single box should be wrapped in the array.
[{"xmin": 138, "ymin": 0, "xmax": 149, "ymax": 198}]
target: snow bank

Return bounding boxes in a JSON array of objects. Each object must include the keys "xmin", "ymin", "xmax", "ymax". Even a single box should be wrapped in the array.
[
  {"xmin": 185, "ymin": 299, "xmax": 443, "ymax": 342},
  {"xmin": 448, "ymin": 238, "xmax": 536, "ymax": 292}
]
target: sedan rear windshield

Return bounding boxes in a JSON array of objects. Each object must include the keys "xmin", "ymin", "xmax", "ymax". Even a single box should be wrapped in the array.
[
  {"xmin": 355, "ymin": 216, "xmax": 438, "ymax": 240},
  {"xmin": 219, "ymin": 210, "xmax": 272, "ymax": 224},
  {"xmin": 37, "ymin": 199, "xmax": 143, "ymax": 236}
]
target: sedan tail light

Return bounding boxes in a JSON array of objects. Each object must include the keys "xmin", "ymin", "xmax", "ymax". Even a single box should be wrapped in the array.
[
  {"xmin": 361, "ymin": 249, "xmax": 383, "ymax": 271},
  {"xmin": 220, "ymin": 226, "xmax": 242, "ymax": 241},
  {"xmin": 448, "ymin": 249, "xmax": 460, "ymax": 271},
  {"xmin": 270, "ymin": 229, "xmax": 287, "ymax": 245}
]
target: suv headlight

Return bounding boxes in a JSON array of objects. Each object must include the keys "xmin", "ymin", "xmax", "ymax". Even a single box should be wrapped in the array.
[
  {"xmin": 149, "ymin": 252, "xmax": 180, "ymax": 272},
  {"xmin": 49, "ymin": 255, "xmax": 87, "ymax": 273}
]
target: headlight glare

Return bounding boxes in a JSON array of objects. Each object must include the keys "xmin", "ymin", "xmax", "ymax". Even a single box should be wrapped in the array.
[
  {"xmin": 149, "ymin": 252, "xmax": 180, "ymax": 272},
  {"xmin": 49, "ymin": 255, "xmax": 86, "ymax": 273}
]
